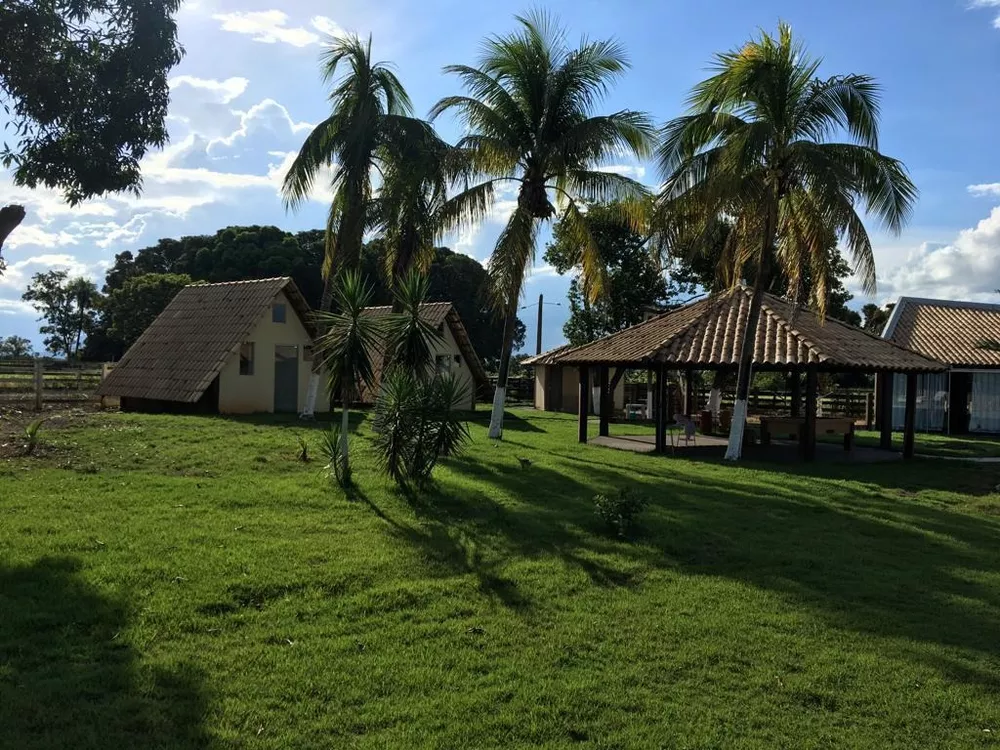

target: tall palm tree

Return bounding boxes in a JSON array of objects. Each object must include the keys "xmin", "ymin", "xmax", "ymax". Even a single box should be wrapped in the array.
[
  {"xmin": 431, "ymin": 12, "xmax": 656, "ymax": 439},
  {"xmin": 655, "ymin": 23, "xmax": 917, "ymax": 460},
  {"xmin": 371, "ymin": 127, "xmax": 452, "ymax": 308},
  {"xmin": 282, "ymin": 33, "xmax": 433, "ymax": 416}
]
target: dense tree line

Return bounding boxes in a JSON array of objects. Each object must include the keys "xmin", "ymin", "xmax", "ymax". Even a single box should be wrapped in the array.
[{"xmin": 82, "ymin": 225, "xmax": 523, "ymax": 367}]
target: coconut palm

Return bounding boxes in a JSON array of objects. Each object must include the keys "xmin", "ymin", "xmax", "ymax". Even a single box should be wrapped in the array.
[
  {"xmin": 282, "ymin": 33, "xmax": 435, "ymax": 416},
  {"xmin": 655, "ymin": 23, "xmax": 917, "ymax": 460},
  {"xmin": 431, "ymin": 12, "xmax": 656, "ymax": 439},
  {"xmin": 314, "ymin": 271, "xmax": 384, "ymax": 485}
]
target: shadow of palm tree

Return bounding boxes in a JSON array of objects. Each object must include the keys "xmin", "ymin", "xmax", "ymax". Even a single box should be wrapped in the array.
[{"xmin": 0, "ymin": 557, "xmax": 208, "ymax": 749}]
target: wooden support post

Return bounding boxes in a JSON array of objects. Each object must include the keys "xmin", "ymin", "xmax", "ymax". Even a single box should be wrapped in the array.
[
  {"xmin": 789, "ymin": 371, "xmax": 801, "ymax": 418},
  {"xmin": 578, "ymin": 366, "xmax": 589, "ymax": 444},
  {"xmin": 878, "ymin": 373, "xmax": 893, "ymax": 450},
  {"xmin": 33, "ymin": 358, "xmax": 43, "ymax": 412},
  {"xmin": 655, "ymin": 364, "xmax": 667, "ymax": 453},
  {"xmin": 803, "ymin": 367, "xmax": 818, "ymax": 461},
  {"xmin": 865, "ymin": 392, "xmax": 874, "ymax": 431},
  {"xmin": 903, "ymin": 372, "xmax": 917, "ymax": 459},
  {"xmin": 684, "ymin": 368, "xmax": 695, "ymax": 417},
  {"xmin": 598, "ymin": 365, "xmax": 610, "ymax": 437}
]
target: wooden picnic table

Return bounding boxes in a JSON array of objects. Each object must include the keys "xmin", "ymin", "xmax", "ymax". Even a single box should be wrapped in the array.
[{"xmin": 759, "ymin": 416, "xmax": 855, "ymax": 451}]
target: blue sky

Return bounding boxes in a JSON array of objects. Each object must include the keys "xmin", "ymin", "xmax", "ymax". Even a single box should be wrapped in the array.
[{"xmin": 3, "ymin": 0, "xmax": 1000, "ymax": 354}]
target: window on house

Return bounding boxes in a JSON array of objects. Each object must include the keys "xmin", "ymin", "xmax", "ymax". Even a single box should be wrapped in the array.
[
  {"xmin": 240, "ymin": 342, "xmax": 255, "ymax": 375},
  {"xmin": 435, "ymin": 354, "xmax": 451, "ymax": 374},
  {"xmin": 303, "ymin": 345, "xmax": 314, "ymax": 362},
  {"xmin": 437, "ymin": 322, "xmax": 445, "ymax": 333},
  {"xmin": 272, "ymin": 303, "xmax": 287, "ymax": 323},
  {"xmin": 454, "ymin": 354, "xmax": 462, "ymax": 367}
]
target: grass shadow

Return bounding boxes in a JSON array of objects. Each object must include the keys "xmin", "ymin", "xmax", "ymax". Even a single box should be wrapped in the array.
[{"xmin": 0, "ymin": 556, "xmax": 209, "ymax": 749}]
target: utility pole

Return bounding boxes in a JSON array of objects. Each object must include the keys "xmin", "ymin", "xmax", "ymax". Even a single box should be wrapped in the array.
[{"xmin": 536, "ymin": 293, "xmax": 543, "ymax": 355}]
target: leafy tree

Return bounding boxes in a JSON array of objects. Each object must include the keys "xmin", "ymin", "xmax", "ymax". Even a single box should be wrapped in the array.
[
  {"xmin": 432, "ymin": 12, "xmax": 655, "ymax": 438},
  {"xmin": 0, "ymin": 335, "xmax": 33, "ymax": 359},
  {"xmin": 282, "ymin": 34, "xmax": 438, "ymax": 416},
  {"xmin": 655, "ymin": 24, "xmax": 916, "ymax": 459},
  {"xmin": 862, "ymin": 302, "xmax": 894, "ymax": 334},
  {"xmin": 0, "ymin": 0, "xmax": 183, "ymax": 260},
  {"xmin": 93, "ymin": 273, "xmax": 192, "ymax": 359},
  {"xmin": 545, "ymin": 202, "xmax": 670, "ymax": 346},
  {"xmin": 22, "ymin": 271, "xmax": 102, "ymax": 360}
]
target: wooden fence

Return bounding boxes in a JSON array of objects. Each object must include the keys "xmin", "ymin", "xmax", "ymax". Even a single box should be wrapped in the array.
[
  {"xmin": 621, "ymin": 383, "xmax": 873, "ymax": 421},
  {"xmin": 0, "ymin": 359, "xmax": 108, "ymax": 409}
]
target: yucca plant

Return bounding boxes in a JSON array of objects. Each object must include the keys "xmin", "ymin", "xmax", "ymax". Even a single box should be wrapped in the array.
[
  {"xmin": 22, "ymin": 418, "xmax": 45, "ymax": 456},
  {"xmin": 372, "ymin": 370, "xmax": 470, "ymax": 488},
  {"xmin": 655, "ymin": 23, "xmax": 917, "ymax": 460},
  {"xmin": 314, "ymin": 271, "xmax": 384, "ymax": 485},
  {"xmin": 382, "ymin": 270, "xmax": 443, "ymax": 374}
]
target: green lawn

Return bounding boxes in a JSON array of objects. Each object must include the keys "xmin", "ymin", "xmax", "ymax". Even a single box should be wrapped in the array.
[{"xmin": 2, "ymin": 408, "xmax": 1000, "ymax": 748}]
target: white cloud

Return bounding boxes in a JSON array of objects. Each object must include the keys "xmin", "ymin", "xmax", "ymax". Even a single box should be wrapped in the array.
[
  {"xmin": 969, "ymin": 182, "xmax": 1000, "ymax": 197},
  {"xmin": 311, "ymin": 16, "xmax": 348, "ymax": 39},
  {"xmin": 213, "ymin": 10, "xmax": 321, "ymax": 47},
  {"xmin": 0, "ymin": 298, "xmax": 35, "ymax": 316},
  {"xmin": 0, "ymin": 253, "xmax": 103, "ymax": 292},
  {"xmin": 878, "ymin": 205, "xmax": 1000, "ymax": 302},
  {"xmin": 596, "ymin": 164, "xmax": 648, "ymax": 181},
  {"xmin": 209, "ymin": 99, "xmax": 312, "ymax": 151},
  {"xmin": 527, "ymin": 264, "xmax": 560, "ymax": 283},
  {"xmin": 970, "ymin": 0, "xmax": 1000, "ymax": 28},
  {"xmin": 4, "ymin": 225, "xmax": 78, "ymax": 250},
  {"xmin": 169, "ymin": 75, "xmax": 249, "ymax": 104}
]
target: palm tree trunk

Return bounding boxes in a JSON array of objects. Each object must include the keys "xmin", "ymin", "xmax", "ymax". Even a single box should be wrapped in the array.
[
  {"xmin": 487, "ymin": 308, "xmax": 517, "ymax": 440},
  {"xmin": 302, "ymin": 273, "xmax": 335, "ymax": 418},
  {"xmin": 724, "ymin": 205, "xmax": 776, "ymax": 461},
  {"xmin": 340, "ymin": 378, "xmax": 350, "ymax": 465}
]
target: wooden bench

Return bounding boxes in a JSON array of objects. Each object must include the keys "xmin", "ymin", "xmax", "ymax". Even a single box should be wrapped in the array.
[{"xmin": 759, "ymin": 416, "xmax": 855, "ymax": 451}]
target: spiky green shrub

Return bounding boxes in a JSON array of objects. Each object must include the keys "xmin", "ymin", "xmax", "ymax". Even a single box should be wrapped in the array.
[{"xmin": 372, "ymin": 370, "xmax": 470, "ymax": 488}]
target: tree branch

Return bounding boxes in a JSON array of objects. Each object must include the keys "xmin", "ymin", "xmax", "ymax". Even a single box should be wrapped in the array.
[{"xmin": 0, "ymin": 205, "xmax": 26, "ymax": 262}]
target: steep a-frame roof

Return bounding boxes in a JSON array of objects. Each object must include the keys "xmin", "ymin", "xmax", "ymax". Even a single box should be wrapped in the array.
[
  {"xmin": 360, "ymin": 302, "xmax": 490, "ymax": 392},
  {"xmin": 546, "ymin": 287, "xmax": 944, "ymax": 373},
  {"xmin": 882, "ymin": 296, "xmax": 1000, "ymax": 368},
  {"xmin": 97, "ymin": 277, "xmax": 313, "ymax": 402}
]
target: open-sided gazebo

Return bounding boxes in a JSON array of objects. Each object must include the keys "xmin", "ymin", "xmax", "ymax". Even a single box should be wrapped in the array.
[{"xmin": 539, "ymin": 287, "xmax": 945, "ymax": 460}]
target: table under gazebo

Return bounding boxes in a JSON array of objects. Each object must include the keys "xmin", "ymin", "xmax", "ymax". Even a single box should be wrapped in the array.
[{"xmin": 537, "ymin": 287, "xmax": 946, "ymax": 460}]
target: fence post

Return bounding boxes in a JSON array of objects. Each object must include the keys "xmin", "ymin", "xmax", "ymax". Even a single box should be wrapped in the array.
[{"xmin": 33, "ymin": 358, "xmax": 43, "ymax": 411}]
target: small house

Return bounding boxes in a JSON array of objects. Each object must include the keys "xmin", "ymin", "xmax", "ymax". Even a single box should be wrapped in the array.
[
  {"xmin": 525, "ymin": 345, "xmax": 627, "ymax": 415},
  {"xmin": 97, "ymin": 277, "xmax": 315, "ymax": 414},
  {"xmin": 358, "ymin": 302, "xmax": 490, "ymax": 411},
  {"xmin": 882, "ymin": 297, "xmax": 1000, "ymax": 433}
]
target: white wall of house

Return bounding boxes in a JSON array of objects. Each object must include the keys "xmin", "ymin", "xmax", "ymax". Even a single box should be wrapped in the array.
[
  {"xmin": 217, "ymin": 291, "xmax": 314, "ymax": 414},
  {"xmin": 533, "ymin": 363, "xmax": 625, "ymax": 414},
  {"xmin": 430, "ymin": 319, "xmax": 477, "ymax": 411}
]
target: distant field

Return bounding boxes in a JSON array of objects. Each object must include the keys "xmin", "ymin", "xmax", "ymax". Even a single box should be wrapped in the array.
[{"xmin": 2, "ymin": 408, "xmax": 999, "ymax": 748}]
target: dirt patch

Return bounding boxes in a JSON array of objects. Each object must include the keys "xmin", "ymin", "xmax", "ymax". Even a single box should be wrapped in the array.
[{"xmin": 0, "ymin": 405, "xmax": 106, "ymax": 460}]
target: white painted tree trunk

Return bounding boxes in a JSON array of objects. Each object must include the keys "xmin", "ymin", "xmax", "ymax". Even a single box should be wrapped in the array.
[
  {"xmin": 340, "ymin": 399, "xmax": 349, "ymax": 463},
  {"xmin": 487, "ymin": 386, "xmax": 506, "ymax": 439},
  {"xmin": 708, "ymin": 388, "xmax": 722, "ymax": 420},
  {"xmin": 724, "ymin": 399, "xmax": 748, "ymax": 461},
  {"xmin": 300, "ymin": 372, "xmax": 321, "ymax": 419}
]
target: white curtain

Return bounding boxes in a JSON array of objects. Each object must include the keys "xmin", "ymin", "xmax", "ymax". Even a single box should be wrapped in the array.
[
  {"xmin": 970, "ymin": 373, "xmax": 1000, "ymax": 433},
  {"xmin": 892, "ymin": 373, "xmax": 948, "ymax": 432}
]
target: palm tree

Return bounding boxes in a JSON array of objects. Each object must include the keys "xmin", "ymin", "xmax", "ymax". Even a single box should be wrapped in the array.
[
  {"xmin": 655, "ymin": 23, "xmax": 917, "ymax": 460},
  {"xmin": 431, "ymin": 12, "xmax": 656, "ymax": 439},
  {"xmin": 282, "ymin": 33, "xmax": 434, "ymax": 416},
  {"xmin": 314, "ymin": 271, "xmax": 383, "ymax": 484}
]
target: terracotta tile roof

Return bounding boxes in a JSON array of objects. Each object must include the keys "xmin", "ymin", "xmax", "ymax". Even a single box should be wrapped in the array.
[
  {"xmin": 882, "ymin": 297, "xmax": 1000, "ymax": 368},
  {"xmin": 359, "ymin": 302, "xmax": 490, "ymax": 395},
  {"xmin": 361, "ymin": 301, "xmax": 452, "ymax": 327},
  {"xmin": 97, "ymin": 277, "xmax": 312, "ymax": 402},
  {"xmin": 551, "ymin": 287, "xmax": 944, "ymax": 372},
  {"xmin": 523, "ymin": 344, "xmax": 575, "ymax": 366}
]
